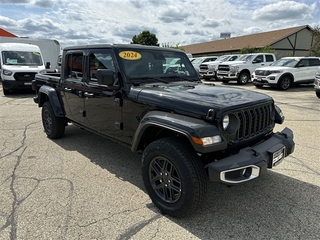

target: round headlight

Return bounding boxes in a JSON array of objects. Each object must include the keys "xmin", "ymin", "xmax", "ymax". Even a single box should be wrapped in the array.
[
  {"xmin": 222, "ymin": 113, "xmax": 240, "ymax": 135},
  {"xmin": 223, "ymin": 115, "xmax": 230, "ymax": 129}
]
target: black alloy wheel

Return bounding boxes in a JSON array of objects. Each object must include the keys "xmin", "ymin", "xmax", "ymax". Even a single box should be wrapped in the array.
[{"xmin": 142, "ymin": 138, "xmax": 207, "ymax": 218}]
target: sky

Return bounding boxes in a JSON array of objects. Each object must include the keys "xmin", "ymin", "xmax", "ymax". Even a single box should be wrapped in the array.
[{"xmin": 0, "ymin": 0, "xmax": 319, "ymax": 49}]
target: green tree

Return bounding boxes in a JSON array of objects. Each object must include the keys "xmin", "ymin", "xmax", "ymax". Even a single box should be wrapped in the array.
[
  {"xmin": 161, "ymin": 42, "xmax": 184, "ymax": 51},
  {"xmin": 240, "ymin": 45, "xmax": 256, "ymax": 54},
  {"xmin": 131, "ymin": 30, "xmax": 159, "ymax": 46},
  {"xmin": 309, "ymin": 25, "xmax": 320, "ymax": 56},
  {"xmin": 240, "ymin": 45, "xmax": 276, "ymax": 54},
  {"xmin": 257, "ymin": 45, "xmax": 276, "ymax": 54}
]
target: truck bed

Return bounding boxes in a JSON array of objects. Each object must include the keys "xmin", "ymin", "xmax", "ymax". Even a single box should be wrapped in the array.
[
  {"xmin": 32, "ymin": 73, "xmax": 61, "ymax": 92},
  {"xmin": 35, "ymin": 73, "xmax": 60, "ymax": 85}
]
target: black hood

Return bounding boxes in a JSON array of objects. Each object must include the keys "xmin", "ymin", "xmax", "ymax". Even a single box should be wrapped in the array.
[{"xmin": 129, "ymin": 82, "xmax": 273, "ymax": 117}]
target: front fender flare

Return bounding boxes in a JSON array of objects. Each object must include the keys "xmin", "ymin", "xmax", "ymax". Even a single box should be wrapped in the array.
[{"xmin": 131, "ymin": 111, "xmax": 227, "ymax": 153}]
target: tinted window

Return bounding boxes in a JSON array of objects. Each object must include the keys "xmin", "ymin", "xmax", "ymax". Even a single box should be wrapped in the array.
[
  {"xmin": 89, "ymin": 52, "xmax": 114, "ymax": 82},
  {"xmin": 297, "ymin": 59, "xmax": 309, "ymax": 67},
  {"xmin": 229, "ymin": 56, "xmax": 238, "ymax": 61},
  {"xmin": 254, "ymin": 55, "xmax": 263, "ymax": 62},
  {"xmin": 265, "ymin": 55, "xmax": 274, "ymax": 62},
  {"xmin": 309, "ymin": 58, "xmax": 320, "ymax": 66},
  {"xmin": 65, "ymin": 52, "xmax": 83, "ymax": 80},
  {"xmin": 119, "ymin": 49, "xmax": 198, "ymax": 80}
]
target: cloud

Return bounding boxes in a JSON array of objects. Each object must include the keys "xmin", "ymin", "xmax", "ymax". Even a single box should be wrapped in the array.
[
  {"xmin": 243, "ymin": 26, "xmax": 262, "ymax": 35},
  {"xmin": 158, "ymin": 6, "xmax": 190, "ymax": 23},
  {"xmin": 0, "ymin": 0, "xmax": 29, "ymax": 3},
  {"xmin": 0, "ymin": 0, "xmax": 318, "ymax": 48},
  {"xmin": 202, "ymin": 19, "xmax": 220, "ymax": 28},
  {"xmin": 0, "ymin": 15, "xmax": 16, "ymax": 26},
  {"xmin": 252, "ymin": 1, "xmax": 317, "ymax": 21},
  {"xmin": 183, "ymin": 29, "xmax": 207, "ymax": 35},
  {"xmin": 34, "ymin": 0, "xmax": 54, "ymax": 8}
]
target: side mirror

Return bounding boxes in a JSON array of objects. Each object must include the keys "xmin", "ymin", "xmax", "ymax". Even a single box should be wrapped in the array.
[
  {"xmin": 97, "ymin": 69, "xmax": 119, "ymax": 89},
  {"xmin": 45, "ymin": 62, "xmax": 51, "ymax": 69},
  {"xmin": 253, "ymin": 58, "xmax": 262, "ymax": 63}
]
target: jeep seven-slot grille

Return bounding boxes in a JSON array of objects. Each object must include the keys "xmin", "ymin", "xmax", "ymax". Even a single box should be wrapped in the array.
[
  {"xmin": 235, "ymin": 103, "xmax": 273, "ymax": 140},
  {"xmin": 14, "ymin": 72, "xmax": 37, "ymax": 81}
]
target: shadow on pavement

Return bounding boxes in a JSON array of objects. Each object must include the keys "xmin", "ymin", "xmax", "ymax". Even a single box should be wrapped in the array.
[{"xmin": 51, "ymin": 124, "xmax": 320, "ymax": 240}]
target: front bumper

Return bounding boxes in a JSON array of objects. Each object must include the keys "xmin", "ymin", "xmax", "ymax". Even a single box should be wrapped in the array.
[
  {"xmin": 216, "ymin": 71, "xmax": 238, "ymax": 80},
  {"xmin": 208, "ymin": 127, "xmax": 294, "ymax": 185},
  {"xmin": 314, "ymin": 78, "xmax": 320, "ymax": 90},
  {"xmin": 2, "ymin": 80, "xmax": 33, "ymax": 90},
  {"xmin": 252, "ymin": 75, "xmax": 279, "ymax": 86},
  {"xmin": 200, "ymin": 71, "xmax": 216, "ymax": 79}
]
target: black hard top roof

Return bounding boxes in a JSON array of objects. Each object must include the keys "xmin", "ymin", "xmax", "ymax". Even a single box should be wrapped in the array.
[{"xmin": 63, "ymin": 44, "xmax": 183, "ymax": 53}]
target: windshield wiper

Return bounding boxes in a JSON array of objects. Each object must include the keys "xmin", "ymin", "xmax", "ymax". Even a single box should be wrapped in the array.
[
  {"xmin": 161, "ymin": 75, "xmax": 199, "ymax": 82},
  {"xmin": 129, "ymin": 77, "xmax": 170, "ymax": 84}
]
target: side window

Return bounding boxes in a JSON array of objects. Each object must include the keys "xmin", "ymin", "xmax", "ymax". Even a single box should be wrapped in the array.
[
  {"xmin": 309, "ymin": 58, "xmax": 320, "ymax": 66},
  {"xmin": 89, "ymin": 52, "xmax": 114, "ymax": 82},
  {"xmin": 297, "ymin": 59, "xmax": 309, "ymax": 67},
  {"xmin": 265, "ymin": 55, "xmax": 274, "ymax": 62},
  {"xmin": 254, "ymin": 55, "xmax": 263, "ymax": 63},
  {"xmin": 229, "ymin": 56, "xmax": 238, "ymax": 61},
  {"xmin": 65, "ymin": 52, "xmax": 83, "ymax": 80}
]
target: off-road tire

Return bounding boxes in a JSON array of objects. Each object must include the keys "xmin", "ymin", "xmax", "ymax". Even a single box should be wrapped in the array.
[
  {"xmin": 237, "ymin": 71, "xmax": 250, "ymax": 85},
  {"xmin": 277, "ymin": 76, "xmax": 292, "ymax": 90},
  {"xmin": 142, "ymin": 138, "xmax": 207, "ymax": 218},
  {"xmin": 42, "ymin": 101, "xmax": 65, "ymax": 139}
]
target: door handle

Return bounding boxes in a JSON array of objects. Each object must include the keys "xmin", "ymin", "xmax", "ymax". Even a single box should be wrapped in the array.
[{"xmin": 84, "ymin": 92, "xmax": 94, "ymax": 98}]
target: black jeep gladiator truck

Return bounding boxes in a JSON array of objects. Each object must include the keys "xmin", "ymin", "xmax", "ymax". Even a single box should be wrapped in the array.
[{"xmin": 32, "ymin": 44, "xmax": 295, "ymax": 217}]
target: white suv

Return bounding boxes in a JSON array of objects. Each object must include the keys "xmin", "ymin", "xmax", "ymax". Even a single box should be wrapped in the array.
[
  {"xmin": 314, "ymin": 66, "xmax": 320, "ymax": 98},
  {"xmin": 252, "ymin": 57, "xmax": 320, "ymax": 90}
]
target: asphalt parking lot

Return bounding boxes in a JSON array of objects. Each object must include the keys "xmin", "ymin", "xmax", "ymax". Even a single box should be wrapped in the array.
[{"xmin": 0, "ymin": 81, "xmax": 319, "ymax": 240}]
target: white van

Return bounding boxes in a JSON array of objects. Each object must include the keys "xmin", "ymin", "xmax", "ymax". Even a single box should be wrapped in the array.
[
  {"xmin": 0, "ymin": 37, "xmax": 61, "ymax": 72},
  {"xmin": 0, "ymin": 43, "xmax": 46, "ymax": 95}
]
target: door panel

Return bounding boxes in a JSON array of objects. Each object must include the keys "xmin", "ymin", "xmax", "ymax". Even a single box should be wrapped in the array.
[
  {"xmin": 61, "ymin": 52, "xmax": 85, "ymax": 124},
  {"xmin": 83, "ymin": 51, "xmax": 122, "ymax": 139}
]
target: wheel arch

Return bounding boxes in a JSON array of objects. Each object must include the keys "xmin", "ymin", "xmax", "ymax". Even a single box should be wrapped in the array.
[
  {"xmin": 237, "ymin": 69, "xmax": 251, "ymax": 84},
  {"xmin": 239, "ymin": 69, "xmax": 251, "ymax": 77},
  {"xmin": 131, "ymin": 111, "xmax": 226, "ymax": 153},
  {"xmin": 38, "ymin": 85, "xmax": 65, "ymax": 117},
  {"xmin": 278, "ymin": 73, "xmax": 294, "ymax": 83}
]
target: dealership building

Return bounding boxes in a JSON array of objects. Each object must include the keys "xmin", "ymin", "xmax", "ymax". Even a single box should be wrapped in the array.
[{"xmin": 183, "ymin": 25, "xmax": 314, "ymax": 58}]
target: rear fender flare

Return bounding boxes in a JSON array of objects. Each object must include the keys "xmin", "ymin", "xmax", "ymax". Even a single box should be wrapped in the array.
[{"xmin": 38, "ymin": 85, "xmax": 65, "ymax": 117}]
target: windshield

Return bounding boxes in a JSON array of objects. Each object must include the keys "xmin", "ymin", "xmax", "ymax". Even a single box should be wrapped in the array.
[
  {"xmin": 238, "ymin": 54, "xmax": 255, "ymax": 62},
  {"xmin": 1, "ymin": 50, "xmax": 43, "ymax": 66},
  {"xmin": 192, "ymin": 58, "xmax": 204, "ymax": 64},
  {"xmin": 216, "ymin": 55, "xmax": 230, "ymax": 62},
  {"xmin": 119, "ymin": 48, "xmax": 198, "ymax": 81},
  {"xmin": 271, "ymin": 58, "xmax": 300, "ymax": 67}
]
